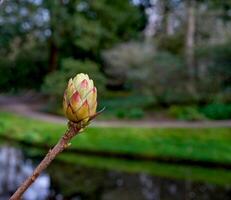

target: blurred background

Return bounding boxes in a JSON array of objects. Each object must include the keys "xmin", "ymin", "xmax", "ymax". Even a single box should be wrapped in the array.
[{"xmin": 0, "ymin": 0, "xmax": 231, "ymax": 199}]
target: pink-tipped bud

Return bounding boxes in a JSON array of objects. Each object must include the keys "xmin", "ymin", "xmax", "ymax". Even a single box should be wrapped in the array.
[{"xmin": 63, "ymin": 73, "xmax": 97, "ymax": 123}]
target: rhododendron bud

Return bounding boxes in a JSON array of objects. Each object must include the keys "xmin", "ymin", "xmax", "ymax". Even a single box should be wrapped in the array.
[{"xmin": 63, "ymin": 73, "xmax": 97, "ymax": 123}]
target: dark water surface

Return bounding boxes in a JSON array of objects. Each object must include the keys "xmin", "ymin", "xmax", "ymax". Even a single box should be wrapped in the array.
[{"xmin": 0, "ymin": 143, "xmax": 230, "ymax": 200}]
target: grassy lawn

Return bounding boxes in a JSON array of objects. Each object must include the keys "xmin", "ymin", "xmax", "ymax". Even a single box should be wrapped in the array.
[{"xmin": 0, "ymin": 112, "xmax": 231, "ymax": 164}]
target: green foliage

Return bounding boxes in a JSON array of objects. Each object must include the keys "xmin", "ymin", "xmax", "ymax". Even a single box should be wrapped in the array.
[
  {"xmin": 102, "ymin": 41, "xmax": 155, "ymax": 89},
  {"xmin": 73, "ymin": 0, "xmax": 146, "ymax": 52},
  {"xmin": 41, "ymin": 71, "xmax": 66, "ymax": 97},
  {"xmin": 103, "ymin": 39, "xmax": 230, "ymax": 106},
  {"xmin": 208, "ymin": 42, "xmax": 231, "ymax": 89},
  {"xmin": 0, "ymin": 1, "xmax": 50, "ymax": 91},
  {"xmin": 0, "ymin": 1, "xmax": 43, "ymax": 51},
  {"xmin": 0, "ymin": 112, "xmax": 231, "ymax": 164},
  {"xmin": 0, "ymin": 59, "xmax": 12, "ymax": 91},
  {"xmin": 0, "ymin": 0, "xmax": 230, "ymax": 112},
  {"xmin": 147, "ymin": 52, "xmax": 190, "ymax": 104},
  {"xmin": 40, "ymin": 0, "xmax": 145, "ymax": 100},
  {"xmin": 127, "ymin": 108, "xmax": 144, "ymax": 119},
  {"xmin": 168, "ymin": 104, "xmax": 231, "ymax": 120},
  {"xmin": 101, "ymin": 94, "xmax": 153, "ymax": 119},
  {"xmin": 200, "ymin": 103, "xmax": 231, "ymax": 120},
  {"xmin": 115, "ymin": 109, "xmax": 126, "ymax": 119},
  {"xmin": 74, "ymin": 18, "xmax": 104, "ymax": 51},
  {"xmin": 0, "ymin": 43, "xmax": 48, "ymax": 91},
  {"xmin": 42, "ymin": 58, "xmax": 106, "ymax": 98},
  {"xmin": 102, "ymin": 95, "xmax": 153, "ymax": 110},
  {"xmin": 196, "ymin": 41, "xmax": 231, "ymax": 92},
  {"xmin": 168, "ymin": 105, "xmax": 206, "ymax": 121},
  {"xmin": 157, "ymin": 33, "xmax": 185, "ymax": 55},
  {"xmin": 116, "ymin": 108, "xmax": 144, "ymax": 119},
  {"xmin": 0, "ymin": 0, "xmax": 145, "ymax": 91},
  {"xmin": 103, "ymin": 42, "xmax": 195, "ymax": 104}
]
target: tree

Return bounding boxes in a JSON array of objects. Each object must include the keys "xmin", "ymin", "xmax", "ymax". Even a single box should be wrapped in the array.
[
  {"xmin": 185, "ymin": 0, "xmax": 196, "ymax": 82},
  {"xmin": 42, "ymin": 0, "xmax": 146, "ymax": 71},
  {"xmin": 0, "ymin": 0, "xmax": 146, "ymax": 90},
  {"xmin": 0, "ymin": 0, "xmax": 49, "ymax": 90},
  {"xmin": 42, "ymin": 0, "xmax": 146, "ymax": 99}
]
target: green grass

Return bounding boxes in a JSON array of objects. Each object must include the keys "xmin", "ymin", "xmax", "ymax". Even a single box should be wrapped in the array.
[{"xmin": 0, "ymin": 112, "xmax": 231, "ymax": 164}]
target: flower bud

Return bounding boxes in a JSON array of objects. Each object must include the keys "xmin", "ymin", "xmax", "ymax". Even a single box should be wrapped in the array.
[{"xmin": 63, "ymin": 73, "xmax": 97, "ymax": 123}]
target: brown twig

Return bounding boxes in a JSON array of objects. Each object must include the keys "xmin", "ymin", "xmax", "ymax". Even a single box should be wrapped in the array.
[{"xmin": 9, "ymin": 121, "xmax": 82, "ymax": 200}]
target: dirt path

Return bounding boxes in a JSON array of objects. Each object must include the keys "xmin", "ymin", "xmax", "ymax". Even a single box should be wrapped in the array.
[{"xmin": 0, "ymin": 95, "xmax": 231, "ymax": 128}]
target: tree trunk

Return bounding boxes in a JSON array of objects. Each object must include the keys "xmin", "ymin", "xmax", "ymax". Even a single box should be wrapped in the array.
[
  {"xmin": 162, "ymin": 0, "xmax": 172, "ymax": 35},
  {"xmin": 185, "ymin": 0, "xmax": 196, "ymax": 81},
  {"xmin": 48, "ymin": 39, "xmax": 58, "ymax": 72}
]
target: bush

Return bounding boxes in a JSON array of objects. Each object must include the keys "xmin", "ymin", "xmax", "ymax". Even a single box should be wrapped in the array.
[
  {"xmin": 127, "ymin": 108, "xmax": 144, "ymax": 119},
  {"xmin": 116, "ymin": 108, "xmax": 144, "ymax": 119},
  {"xmin": 0, "ymin": 45, "xmax": 48, "ymax": 91},
  {"xmin": 102, "ymin": 41, "xmax": 155, "ymax": 89},
  {"xmin": 101, "ymin": 94, "xmax": 150, "ymax": 119},
  {"xmin": 157, "ymin": 33, "xmax": 184, "ymax": 55},
  {"xmin": 42, "ymin": 58, "xmax": 106, "ymax": 99},
  {"xmin": 168, "ymin": 104, "xmax": 231, "ymax": 120},
  {"xmin": 103, "ymin": 41, "xmax": 197, "ymax": 105},
  {"xmin": 168, "ymin": 105, "xmax": 206, "ymax": 121},
  {"xmin": 196, "ymin": 41, "xmax": 231, "ymax": 95},
  {"xmin": 116, "ymin": 109, "xmax": 126, "ymax": 119},
  {"xmin": 102, "ymin": 95, "xmax": 153, "ymax": 110},
  {"xmin": 200, "ymin": 103, "xmax": 231, "ymax": 120}
]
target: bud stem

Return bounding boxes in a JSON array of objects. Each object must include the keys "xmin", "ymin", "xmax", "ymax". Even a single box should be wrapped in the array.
[{"xmin": 9, "ymin": 122, "xmax": 82, "ymax": 200}]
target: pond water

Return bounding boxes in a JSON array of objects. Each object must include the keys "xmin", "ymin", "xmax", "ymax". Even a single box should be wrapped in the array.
[{"xmin": 0, "ymin": 142, "xmax": 230, "ymax": 200}]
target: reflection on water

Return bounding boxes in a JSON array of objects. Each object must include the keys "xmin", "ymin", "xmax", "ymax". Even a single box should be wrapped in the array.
[
  {"xmin": 0, "ymin": 144, "xmax": 230, "ymax": 200},
  {"xmin": 48, "ymin": 164, "xmax": 230, "ymax": 200},
  {"xmin": 0, "ymin": 145, "xmax": 50, "ymax": 200}
]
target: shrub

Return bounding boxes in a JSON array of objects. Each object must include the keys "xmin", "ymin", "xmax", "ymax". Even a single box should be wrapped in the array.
[
  {"xmin": 102, "ymin": 41, "xmax": 155, "ymax": 89},
  {"xmin": 127, "ymin": 108, "xmax": 144, "ymax": 119},
  {"xmin": 196, "ymin": 41, "xmax": 231, "ymax": 95},
  {"xmin": 116, "ymin": 108, "xmax": 144, "ymax": 119},
  {"xmin": 168, "ymin": 105, "xmax": 206, "ymax": 121},
  {"xmin": 116, "ymin": 109, "xmax": 126, "ymax": 119},
  {"xmin": 103, "ymin": 41, "xmax": 197, "ymax": 105},
  {"xmin": 101, "ymin": 94, "xmax": 149, "ymax": 119},
  {"xmin": 157, "ymin": 33, "xmax": 184, "ymax": 55},
  {"xmin": 0, "ymin": 45, "xmax": 48, "ymax": 91},
  {"xmin": 200, "ymin": 103, "xmax": 231, "ymax": 120},
  {"xmin": 42, "ymin": 58, "xmax": 106, "ymax": 99}
]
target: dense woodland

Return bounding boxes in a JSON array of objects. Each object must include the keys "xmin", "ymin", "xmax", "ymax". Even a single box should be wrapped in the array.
[{"xmin": 0, "ymin": 0, "xmax": 231, "ymax": 119}]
